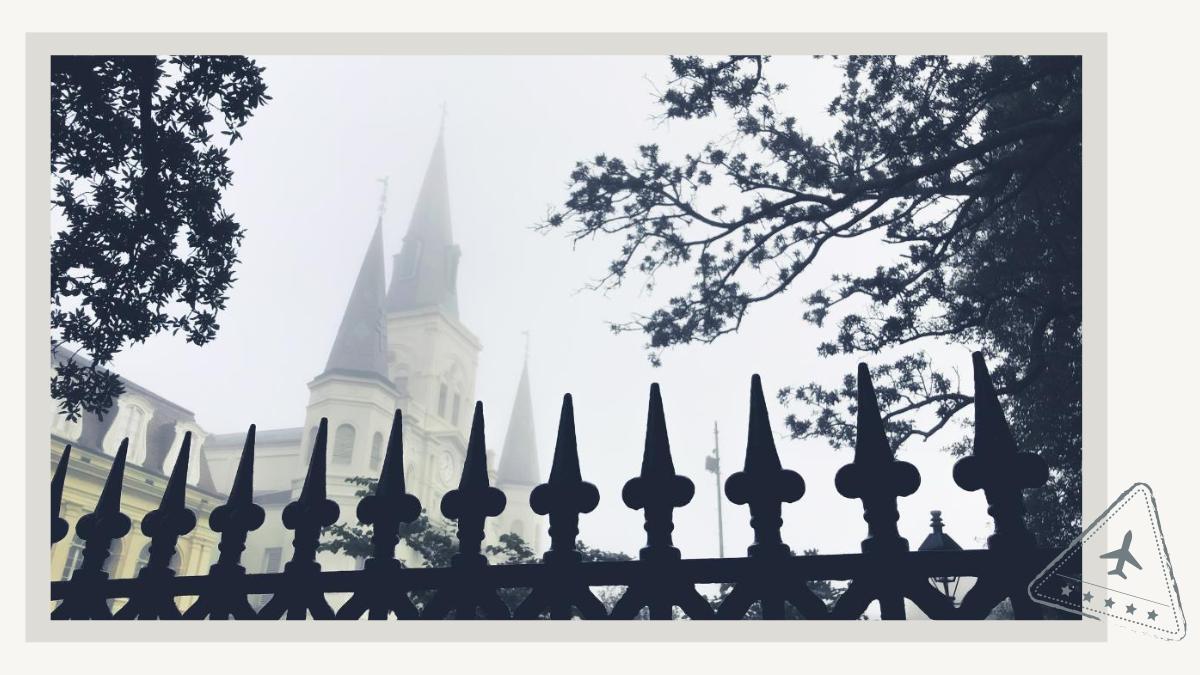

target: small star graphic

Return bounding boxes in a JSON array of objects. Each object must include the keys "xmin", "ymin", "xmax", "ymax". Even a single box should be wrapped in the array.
[
  {"xmin": 1147, "ymin": 610, "xmax": 1158, "ymax": 621},
  {"xmin": 1060, "ymin": 584, "xmax": 1073, "ymax": 597},
  {"xmin": 1083, "ymin": 591, "xmax": 1094, "ymax": 603},
  {"xmin": 1126, "ymin": 603, "xmax": 1137, "ymax": 615},
  {"xmin": 1104, "ymin": 597, "xmax": 1115, "ymax": 608}
]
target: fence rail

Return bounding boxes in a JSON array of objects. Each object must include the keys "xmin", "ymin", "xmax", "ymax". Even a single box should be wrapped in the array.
[{"xmin": 49, "ymin": 352, "xmax": 1071, "ymax": 620}]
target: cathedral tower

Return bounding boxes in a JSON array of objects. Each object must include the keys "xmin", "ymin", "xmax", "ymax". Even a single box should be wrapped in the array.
[
  {"xmin": 384, "ymin": 126, "xmax": 482, "ymax": 521},
  {"xmin": 301, "ymin": 213, "xmax": 401, "ymax": 571},
  {"xmin": 492, "ymin": 349, "xmax": 544, "ymax": 552}
]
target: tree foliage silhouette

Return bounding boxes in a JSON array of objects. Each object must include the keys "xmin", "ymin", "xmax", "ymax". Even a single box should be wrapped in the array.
[
  {"xmin": 320, "ymin": 476, "xmax": 631, "ymax": 612},
  {"xmin": 543, "ymin": 55, "xmax": 1081, "ymax": 547},
  {"xmin": 51, "ymin": 56, "xmax": 270, "ymax": 420}
]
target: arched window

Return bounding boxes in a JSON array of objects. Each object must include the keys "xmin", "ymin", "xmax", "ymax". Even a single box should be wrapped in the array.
[
  {"xmin": 136, "ymin": 542, "xmax": 180, "ymax": 573},
  {"xmin": 104, "ymin": 539, "xmax": 123, "ymax": 576},
  {"xmin": 437, "ymin": 383, "xmax": 449, "ymax": 417},
  {"xmin": 370, "ymin": 432, "xmax": 384, "ymax": 470},
  {"xmin": 451, "ymin": 393, "xmax": 462, "ymax": 426},
  {"xmin": 332, "ymin": 424, "xmax": 356, "ymax": 465},
  {"xmin": 60, "ymin": 535, "xmax": 85, "ymax": 581}
]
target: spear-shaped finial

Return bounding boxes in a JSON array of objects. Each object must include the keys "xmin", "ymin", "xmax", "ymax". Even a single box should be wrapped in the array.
[
  {"xmin": 854, "ymin": 362, "xmax": 893, "ymax": 463},
  {"xmin": 641, "ymin": 383, "xmax": 677, "ymax": 478},
  {"xmin": 74, "ymin": 439, "xmax": 132, "ymax": 574},
  {"xmin": 622, "ymin": 384, "xmax": 694, "ymax": 554},
  {"xmin": 227, "ymin": 424, "xmax": 256, "ymax": 507},
  {"xmin": 375, "ymin": 410, "xmax": 412, "ymax": 500},
  {"xmin": 141, "ymin": 433, "xmax": 197, "ymax": 558},
  {"xmin": 301, "ymin": 420, "xmax": 328, "ymax": 501},
  {"xmin": 530, "ymin": 394, "xmax": 600, "ymax": 558},
  {"xmin": 282, "ymin": 418, "xmax": 340, "ymax": 547},
  {"xmin": 356, "ymin": 410, "xmax": 422, "ymax": 560},
  {"xmin": 52, "ymin": 445, "xmax": 72, "ymax": 544},
  {"xmin": 94, "ymin": 440, "xmax": 128, "ymax": 515},
  {"xmin": 953, "ymin": 352, "xmax": 1048, "ymax": 547},
  {"xmin": 460, "ymin": 403, "xmax": 493, "ymax": 490},
  {"xmin": 441, "ymin": 402, "xmax": 507, "ymax": 560},
  {"xmin": 971, "ymin": 351, "xmax": 1019, "ymax": 458},
  {"xmin": 161, "ymin": 433, "xmax": 192, "ymax": 510},
  {"xmin": 548, "ymin": 394, "xmax": 583, "ymax": 484},
  {"xmin": 208, "ymin": 425, "xmax": 266, "ymax": 567},
  {"xmin": 835, "ymin": 364, "xmax": 920, "ymax": 552},
  {"xmin": 724, "ymin": 375, "xmax": 805, "ymax": 555},
  {"xmin": 744, "ymin": 374, "xmax": 784, "ymax": 473}
]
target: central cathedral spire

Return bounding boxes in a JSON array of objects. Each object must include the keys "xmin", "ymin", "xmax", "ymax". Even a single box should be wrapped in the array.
[{"xmin": 387, "ymin": 123, "xmax": 460, "ymax": 318}]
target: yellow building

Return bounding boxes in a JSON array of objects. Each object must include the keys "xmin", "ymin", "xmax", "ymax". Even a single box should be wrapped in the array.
[{"xmin": 50, "ymin": 358, "xmax": 225, "ymax": 611}]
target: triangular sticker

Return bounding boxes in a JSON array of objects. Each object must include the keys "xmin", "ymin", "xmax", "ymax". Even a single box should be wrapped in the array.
[{"xmin": 1029, "ymin": 483, "xmax": 1186, "ymax": 639}]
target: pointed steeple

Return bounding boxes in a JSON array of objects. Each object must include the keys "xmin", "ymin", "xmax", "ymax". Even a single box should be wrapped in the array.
[
  {"xmin": 497, "ymin": 350, "xmax": 541, "ymax": 487},
  {"xmin": 323, "ymin": 216, "xmax": 391, "ymax": 385},
  {"xmin": 387, "ymin": 123, "xmax": 461, "ymax": 317}
]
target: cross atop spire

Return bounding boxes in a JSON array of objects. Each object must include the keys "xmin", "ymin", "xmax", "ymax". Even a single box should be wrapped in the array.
[{"xmin": 376, "ymin": 176, "xmax": 389, "ymax": 223}]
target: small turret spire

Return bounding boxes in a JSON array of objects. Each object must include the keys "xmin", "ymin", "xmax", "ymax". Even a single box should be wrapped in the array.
[{"xmin": 497, "ymin": 343, "xmax": 541, "ymax": 487}]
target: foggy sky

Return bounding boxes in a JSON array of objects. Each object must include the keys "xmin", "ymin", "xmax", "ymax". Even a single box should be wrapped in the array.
[{"xmin": 106, "ymin": 55, "xmax": 994, "ymax": 560}]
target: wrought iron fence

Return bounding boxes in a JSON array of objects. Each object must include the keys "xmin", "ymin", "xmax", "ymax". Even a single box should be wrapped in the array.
[{"xmin": 49, "ymin": 352, "xmax": 1069, "ymax": 620}]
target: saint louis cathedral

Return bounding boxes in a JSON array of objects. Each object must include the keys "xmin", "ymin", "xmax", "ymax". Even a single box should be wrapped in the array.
[{"xmin": 50, "ymin": 126, "xmax": 543, "ymax": 586}]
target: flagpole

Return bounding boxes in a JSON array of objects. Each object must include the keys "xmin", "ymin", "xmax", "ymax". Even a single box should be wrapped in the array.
[{"xmin": 712, "ymin": 421, "xmax": 725, "ymax": 558}]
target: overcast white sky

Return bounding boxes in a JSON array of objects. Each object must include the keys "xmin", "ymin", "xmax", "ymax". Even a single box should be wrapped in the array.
[{"xmin": 107, "ymin": 55, "xmax": 993, "ymax": 559}]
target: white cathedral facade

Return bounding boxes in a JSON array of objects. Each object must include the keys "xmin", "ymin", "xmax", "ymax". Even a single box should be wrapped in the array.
[{"xmin": 199, "ymin": 127, "xmax": 544, "ymax": 575}]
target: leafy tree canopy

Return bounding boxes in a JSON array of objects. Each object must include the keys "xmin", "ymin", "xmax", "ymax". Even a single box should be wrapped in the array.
[
  {"xmin": 543, "ymin": 55, "xmax": 1081, "ymax": 546},
  {"xmin": 51, "ymin": 55, "xmax": 269, "ymax": 420}
]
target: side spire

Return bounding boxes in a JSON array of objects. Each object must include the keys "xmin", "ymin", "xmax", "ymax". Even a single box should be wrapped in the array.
[
  {"xmin": 323, "ymin": 208, "xmax": 391, "ymax": 385},
  {"xmin": 497, "ymin": 346, "xmax": 541, "ymax": 486},
  {"xmin": 387, "ymin": 121, "xmax": 460, "ymax": 317}
]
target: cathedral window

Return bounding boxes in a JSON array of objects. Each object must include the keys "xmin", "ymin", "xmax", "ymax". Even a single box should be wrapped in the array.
[
  {"xmin": 261, "ymin": 547, "xmax": 283, "ymax": 573},
  {"xmin": 252, "ymin": 548, "xmax": 283, "ymax": 611},
  {"xmin": 370, "ymin": 432, "xmax": 384, "ymax": 470},
  {"xmin": 437, "ymin": 383, "xmax": 448, "ymax": 417},
  {"xmin": 103, "ymin": 539, "xmax": 123, "ymax": 576},
  {"xmin": 451, "ymin": 393, "xmax": 461, "ymax": 425},
  {"xmin": 332, "ymin": 424, "xmax": 356, "ymax": 465},
  {"xmin": 60, "ymin": 534, "xmax": 85, "ymax": 581},
  {"xmin": 136, "ymin": 542, "xmax": 180, "ymax": 573}
]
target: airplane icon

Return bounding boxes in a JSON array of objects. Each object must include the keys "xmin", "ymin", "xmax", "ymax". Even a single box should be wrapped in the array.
[{"xmin": 1100, "ymin": 530, "xmax": 1142, "ymax": 579}]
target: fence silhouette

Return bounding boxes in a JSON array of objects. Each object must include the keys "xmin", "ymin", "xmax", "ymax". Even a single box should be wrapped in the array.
[{"xmin": 49, "ymin": 352, "xmax": 1067, "ymax": 620}]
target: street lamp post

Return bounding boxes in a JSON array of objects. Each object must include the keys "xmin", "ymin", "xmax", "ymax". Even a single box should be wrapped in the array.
[{"xmin": 917, "ymin": 510, "xmax": 963, "ymax": 605}]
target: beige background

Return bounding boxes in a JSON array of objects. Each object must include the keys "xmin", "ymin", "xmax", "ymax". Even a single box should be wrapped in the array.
[{"xmin": 4, "ymin": 0, "xmax": 1196, "ymax": 670}]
